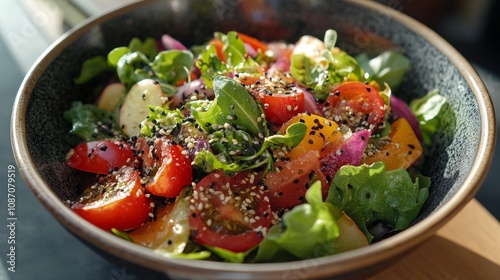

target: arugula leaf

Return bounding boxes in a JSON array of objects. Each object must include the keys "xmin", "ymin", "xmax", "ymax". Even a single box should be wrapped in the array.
[
  {"xmin": 326, "ymin": 162, "xmax": 429, "ymax": 242},
  {"xmin": 74, "ymin": 56, "xmax": 112, "ymax": 84},
  {"xmin": 409, "ymin": 89, "xmax": 454, "ymax": 147},
  {"xmin": 255, "ymin": 181, "xmax": 340, "ymax": 261},
  {"xmin": 63, "ymin": 101, "xmax": 119, "ymax": 145},
  {"xmin": 213, "ymin": 76, "xmax": 267, "ymax": 137}
]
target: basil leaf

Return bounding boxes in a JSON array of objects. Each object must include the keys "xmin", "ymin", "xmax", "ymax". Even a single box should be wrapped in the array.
[{"xmin": 213, "ymin": 76, "xmax": 266, "ymax": 137}]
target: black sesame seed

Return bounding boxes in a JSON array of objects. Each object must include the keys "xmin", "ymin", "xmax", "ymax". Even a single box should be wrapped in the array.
[{"xmin": 366, "ymin": 193, "xmax": 371, "ymax": 199}]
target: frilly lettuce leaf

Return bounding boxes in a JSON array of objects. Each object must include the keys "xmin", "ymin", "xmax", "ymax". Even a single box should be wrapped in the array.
[
  {"xmin": 290, "ymin": 29, "xmax": 365, "ymax": 101},
  {"xmin": 254, "ymin": 181, "xmax": 340, "ymax": 261},
  {"xmin": 326, "ymin": 162, "xmax": 430, "ymax": 243}
]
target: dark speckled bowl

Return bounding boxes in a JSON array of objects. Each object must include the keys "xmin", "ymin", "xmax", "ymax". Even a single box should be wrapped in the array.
[{"xmin": 11, "ymin": 0, "xmax": 496, "ymax": 279}]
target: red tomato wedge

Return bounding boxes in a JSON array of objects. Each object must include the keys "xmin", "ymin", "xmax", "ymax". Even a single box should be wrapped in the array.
[
  {"xmin": 321, "ymin": 82, "xmax": 387, "ymax": 132},
  {"xmin": 144, "ymin": 139, "xmax": 192, "ymax": 198},
  {"xmin": 65, "ymin": 139, "xmax": 134, "ymax": 174},
  {"xmin": 189, "ymin": 171, "xmax": 273, "ymax": 253},
  {"xmin": 71, "ymin": 166, "xmax": 152, "ymax": 231},
  {"xmin": 264, "ymin": 150, "xmax": 328, "ymax": 210}
]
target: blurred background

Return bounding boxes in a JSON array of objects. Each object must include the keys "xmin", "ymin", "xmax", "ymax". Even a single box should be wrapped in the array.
[{"xmin": 0, "ymin": 0, "xmax": 498, "ymax": 279}]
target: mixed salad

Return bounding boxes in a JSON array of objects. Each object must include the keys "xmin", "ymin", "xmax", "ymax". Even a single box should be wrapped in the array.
[{"xmin": 64, "ymin": 30, "xmax": 450, "ymax": 262}]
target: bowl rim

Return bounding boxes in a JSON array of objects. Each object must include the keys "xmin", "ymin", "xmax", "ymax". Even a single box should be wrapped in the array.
[{"xmin": 10, "ymin": 0, "xmax": 497, "ymax": 278}]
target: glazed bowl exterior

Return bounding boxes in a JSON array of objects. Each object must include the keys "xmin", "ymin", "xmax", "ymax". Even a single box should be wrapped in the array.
[{"xmin": 11, "ymin": 0, "xmax": 496, "ymax": 279}]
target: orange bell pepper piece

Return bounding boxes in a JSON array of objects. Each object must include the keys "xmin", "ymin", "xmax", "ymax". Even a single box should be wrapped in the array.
[{"xmin": 363, "ymin": 118, "xmax": 422, "ymax": 170}]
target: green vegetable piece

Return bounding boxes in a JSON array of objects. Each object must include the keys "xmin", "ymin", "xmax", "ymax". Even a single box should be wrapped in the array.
[
  {"xmin": 255, "ymin": 181, "xmax": 340, "ymax": 261},
  {"xmin": 151, "ymin": 50, "xmax": 194, "ymax": 84},
  {"xmin": 222, "ymin": 31, "xmax": 247, "ymax": 66},
  {"xmin": 193, "ymin": 150, "xmax": 240, "ymax": 173},
  {"xmin": 326, "ymin": 162, "xmax": 430, "ymax": 242},
  {"xmin": 140, "ymin": 106, "xmax": 186, "ymax": 137},
  {"xmin": 324, "ymin": 29, "xmax": 338, "ymax": 50},
  {"xmin": 116, "ymin": 51, "xmax": 151, "ymax": 88},
  {"xmin": 356, "ymin": 50, "xmax": 411, "ymax": 89},
  {"xmin": 409, "ymin": 89, "xmax": 455, "ymax": 147},
  {"xmin": 74, "ymin": 56, "xmax": 112, "ymax": 84},
  {"xmin": 128, "ymin": 37, "xmax": 158, "ymax": 60},
  {"xmin": 63, "ymin": 101, "xmax": 119, "ymax": 145},
  {"xmin": 213, "ymin": 76, "xmax": 267, "ymax": 137},
  {"xmin": 205, "ymin": 245, "xmax": 253, "ymax": 263},
  {"xmin": 107, "ymin": 47, "xmax": 130, "ymax": 68}
]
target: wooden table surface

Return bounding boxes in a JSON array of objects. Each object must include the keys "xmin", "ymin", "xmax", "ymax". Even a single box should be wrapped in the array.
[{"xmin": 368, "ymin": 199, "xmax": 500, "ymax": 279}]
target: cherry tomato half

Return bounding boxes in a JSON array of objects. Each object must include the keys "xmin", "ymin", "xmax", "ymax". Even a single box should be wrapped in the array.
[
  {"xmin": 189, "ymin": 171, "xmax": 273, "ymax": 253},
  {"xmin": 71, "ymin": 166, "xmax": 152, "ymax": 231},
  {"xmin": 321, "ymin": 82, "xmax": 387, "ymax": 132},
  {"xmin": 66, "ymin": 139, "xmax": 134, "ymax": 174},
  {"xmin": 246, "ymin": 76, "xmax": 305, "ymax": 125},
  {"xmin": 143, "ymin": 138, "xmax": 193, "ymax": 198}
]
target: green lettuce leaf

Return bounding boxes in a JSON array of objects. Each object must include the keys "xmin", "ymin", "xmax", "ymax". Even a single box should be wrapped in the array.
[
  {"xmin": 409, "ymin": 89, "xmax": 454, "ymax": 147},
  {"xmin": 326, "ymin": 162, "xmax": 429, "ymax": 242},
  {"xmin": 255, "ymin": 181, "xmax": 340, "ymax": 261}
]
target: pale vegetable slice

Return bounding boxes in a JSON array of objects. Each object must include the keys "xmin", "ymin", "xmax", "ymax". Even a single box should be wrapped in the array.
[
  {"xmin": 119, "ymin": 79, "xmax": 167, "ymax": 137},
  {"xmin": 96, "ymin": 83, "xmax": 127, "ymax": 112},
  {"xmin": 128, "ymin": 191, "xmax": 190, "ymax": 255}
]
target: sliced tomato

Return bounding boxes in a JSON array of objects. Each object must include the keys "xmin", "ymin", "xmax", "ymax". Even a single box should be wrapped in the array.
[
  {"xmin": 247, "ymin": 76, "xmax": 305, "ymax": 125},
  {"xmin": 71, "ymin": 166, "xmax": 152, "ymax": 231},
  {"xmin": 144, "ymin": 138, "xmax": 192, "ymax": 198},
  {"xmin": 66, "ymin": 139, "xmax": 134, "ymax": 174},
  {"xmin": 321, "ymin": 82, "xmax": 387, "ymax": 132},
  {"xmin": 189, "ymin": 171, "xmax": 273, "ymax": 253},
  {"xmin": 264, "ymin": 150, "xmax": 328, "ymax": 210}
]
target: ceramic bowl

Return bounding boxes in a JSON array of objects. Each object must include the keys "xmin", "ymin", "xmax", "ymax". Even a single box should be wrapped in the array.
[{"xmin": 11, "ymin": 0, "xmax": 496, "ymax": 279}]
